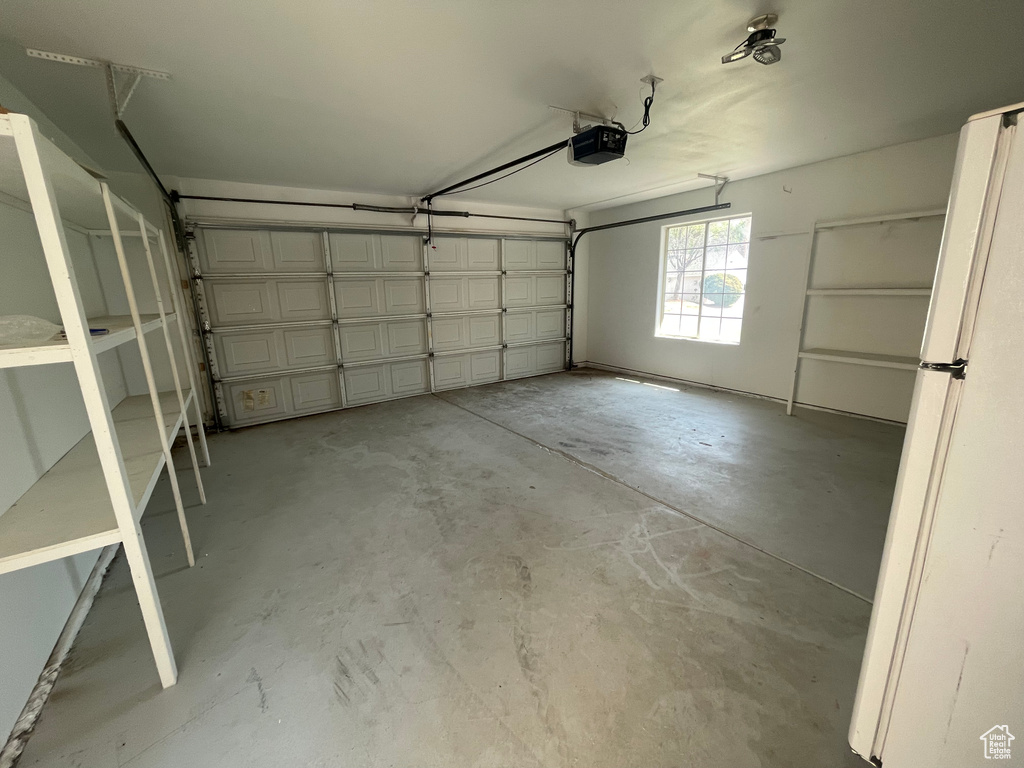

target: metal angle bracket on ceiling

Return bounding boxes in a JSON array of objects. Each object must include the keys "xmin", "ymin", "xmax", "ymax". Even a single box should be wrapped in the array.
[
  {"xmin": 25, "ymin": 48, "xmax": 171, "ymax": 118},
  {"xmin": 697, "ymin": 173, "xmax": 730, "ymax": 205}
]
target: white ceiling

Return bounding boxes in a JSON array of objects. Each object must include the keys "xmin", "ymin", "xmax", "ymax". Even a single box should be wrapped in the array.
[{"xmin": 1, "ymin": 0, "xmax": 1022, "ymax": 211}]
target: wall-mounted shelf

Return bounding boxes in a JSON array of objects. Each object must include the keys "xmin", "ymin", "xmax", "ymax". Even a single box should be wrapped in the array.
[
  {"xmin": 0, "ymin": 314, "xmax": 173, "ymax": 368},
  {"xmin": 805, "ymin": 288, "xmax": 932, "ymax": 297},
  {"xmin": 786, "ymin": 209, "xmax": 946, "ymax": 415},
  {"xmin": 0, "ymin": 390, "xmax": 196, "ymax": 574},
  {"xmin": 1, "ymin": 111, "xmax": 210, "ymax": 689},
  {"xmin": 798, "ymin": 348, "xmax": 920, "ymax": 371}
]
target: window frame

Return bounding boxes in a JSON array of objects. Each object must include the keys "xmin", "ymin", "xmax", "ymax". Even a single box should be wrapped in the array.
[{"xmin": 655, "ymin": 213, "xmax": 752, "ymax": 344}]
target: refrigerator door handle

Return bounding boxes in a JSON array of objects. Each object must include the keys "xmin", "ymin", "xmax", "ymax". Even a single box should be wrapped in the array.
[{"xmin": 919, "ymin": 358, "xmax": 968, "ymax": 379}]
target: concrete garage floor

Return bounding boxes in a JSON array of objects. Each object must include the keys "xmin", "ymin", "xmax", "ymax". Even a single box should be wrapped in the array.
[
  {"xmin": 16, "ymin": 370, "xmax": 898, "ymax": 767},
  {"xmin": 441, "ymin": 369, "xmax": 904, "ymax": 599}
]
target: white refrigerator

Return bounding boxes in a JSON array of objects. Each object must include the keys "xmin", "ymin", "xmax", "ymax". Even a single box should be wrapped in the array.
[{"xmin": 850, "ymin": 102, "xmax": 1024, "ymax": 766}]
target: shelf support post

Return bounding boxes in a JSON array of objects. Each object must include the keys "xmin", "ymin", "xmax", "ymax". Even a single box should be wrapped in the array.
[
  {"xmin": 139, "ymin": 214, "xmax": 206, "ymax": 513},
  {"xmin": 787, "ymin": 224, "xmax": 817, "ymax": 415},
  {"xmin": 101, "ymin": 184, "xmax": 194, "ymax": 569}
]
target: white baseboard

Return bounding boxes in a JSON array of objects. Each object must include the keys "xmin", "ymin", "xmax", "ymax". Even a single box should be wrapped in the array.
[{"xmin": 578, "ymin": 361, "xmax": 907, "ymax": 426}]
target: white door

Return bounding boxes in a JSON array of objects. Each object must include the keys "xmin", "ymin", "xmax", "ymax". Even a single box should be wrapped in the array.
[{"xmin": 190, "ymin": 227, "xmax": 568, "ymax": 426}]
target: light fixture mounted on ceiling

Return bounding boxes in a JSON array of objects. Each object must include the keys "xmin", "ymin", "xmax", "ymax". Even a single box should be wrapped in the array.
[{"xmin": 721, "ymin": 14, "xmax": 786, "ymax": 66}]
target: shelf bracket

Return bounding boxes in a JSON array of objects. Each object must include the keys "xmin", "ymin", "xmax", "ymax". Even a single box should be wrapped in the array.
[
  {"xmin": 25, "ymin": 49, "xmax": 170, "ymax": 119},
  {"xmin": 698, "ymin": 173, "xmax": 730, "ymax": 205}
]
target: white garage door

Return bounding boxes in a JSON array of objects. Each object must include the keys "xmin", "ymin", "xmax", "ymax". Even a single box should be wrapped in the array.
[{"xmin": 187, "ymin": 226, "xmax": 569, "ymax": 427}]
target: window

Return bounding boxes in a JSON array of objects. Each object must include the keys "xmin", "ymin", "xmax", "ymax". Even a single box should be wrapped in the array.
[{"xmin": 657, "ymin": 215, "xmax": 751, "ymax": 343}]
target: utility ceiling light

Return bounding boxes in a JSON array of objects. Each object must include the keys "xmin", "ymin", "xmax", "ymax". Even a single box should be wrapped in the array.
[{"xmin": 722, "ymin": 14, "xmax": 787, "ymax": 66}]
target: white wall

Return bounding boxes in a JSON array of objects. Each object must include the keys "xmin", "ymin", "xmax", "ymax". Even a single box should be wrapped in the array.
[{"xmin": 583, "ymin": 133, "xmax": 960, "ymax": 421}]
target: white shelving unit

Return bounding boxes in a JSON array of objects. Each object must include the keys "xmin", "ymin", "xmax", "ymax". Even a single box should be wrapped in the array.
[
  {"xmin": 0, "ymin": 112, "xmax": 209, "ymax": 688},
  {"xmin": 786, "ymin": 208, "xmax": 946, "ymax": 416}
]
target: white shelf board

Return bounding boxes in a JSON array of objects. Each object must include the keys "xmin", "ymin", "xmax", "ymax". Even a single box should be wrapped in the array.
[
  {"xmin": 0, "ymin": 389, "xmax": 192, "ymax": 574},
  {"xmin": 815, "ymin": 208, "xmax": 947, "ymax": 230},
  {"xmin": 805, "ymin": 288, "xmax": 932, "ymax": 296},
  {"xmin": 798, "ymin": 348, "xmax": 920, "ymax": 371},
  {"xmin": 0, "ymin": 313, "xmax": 174, "ymax": 369}
]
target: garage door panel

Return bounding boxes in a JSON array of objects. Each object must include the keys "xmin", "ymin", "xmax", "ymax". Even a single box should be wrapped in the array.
[
  {"xmin": 505, "ymin": 341, "xmax": 565, "ymax": 379},
  {"xmin": 428, "ymin": 277, "xmax": 499, "ymax": 313},
  {"xmin": 537, "ymin": 308, "xmax": 566, "ymax": 339},
  {"xmin": 429, "ymin": 278, "xmax": 465, "ymax": 312},
  {"xmin": 383, "ymin": 278, "xmax": 425, "ymax": 314},
  {"xmin": 223, "ymin": 377, "xmax": 288, "ymax": 425},
  {"xmin": 429, "ymin": 238, "xmax": 463, "ymax": 271},
  {"xmin": 214, "ymin": 325, "xmax": 335, "ymax": 377},
  {"xmin": 271, "ymin": 231, "xmax": 326, "ymax": 271},
  {"xmin": 336, "ymin": 279, "xmax": 380, "ymax": 317},
  {"xmin": 433, "ymin": 350, "xmax": 501, "ymax": 391},
  {"xmin": 283, "ymin": 327, "xmax": 335, "ymax": 368},
  {"xmin": 429, "ymin": 237, "xmax": 500, "ymax": 272},
  {"xmin": 535, "ymin": 341, "xmax": 566, "ymax": 370},
  {"xmin": 343, "ymin": 360, "xmax": 429, "ymax": 405},
  {"xmin": 199, "ymin": 229, "xmax": 325, "ymax": 273},
  {"xmin": 504, "ymin": 312, "xmax": 534, "ymax": 342},
  {"xmin": 205, "ymin": 280, "xmax": 277, "ymax": 325},
  {"xmin": 430, "ymin": 317, "xmax": 466, "ymax": 351},
  {"xmin": 336, "ymin": 277, "xmax": 425, "ymax": 318},
  {"xmin": 387, "ymin": 319, "xmax": 427, "ymax": 356},
  {"xmin": 222, "ymin": 371, "xmax": 343, "ymax": 425},
  {"xmin": 504, "ymin": 277, "xmax": 534, "ymax": 307},
  {"xmin": 468, "ymin": 239, "xmax": 500, "ymax": 270},
  {"xmin": 504, "ymin": 239, "xmax": 533, "ymax": 270},
  {"xmin": 214, "ymin": 329, "xmax": 281, "ymax": 376},
  {"xmin": 330, "ymin": 233, "xmax": 376, "ymax": 270},
  {"xmin": 536, "ymin": 275, "xmax": 565, "ymax": 305},
  {"xmin": 340, "ymin": 319, "xmax": 427, "ymax": 361},
  {"xmin": 503, "ymin": 239, "xmax": 564, "ymax": 270},
  {"xmin": 535, "ymin": 240, "xmax": 566, "ymax": 269},
  {"xmin": 469, "ymin": 315, "xmax": 500, "ymax": 346},
  {"xmin": 468, "ymin": 277, "xmax": 500, "ymax": 309},
  {"xmin": 391, "ymin": 359, "xmax": 429, "ymax": 395},
  {"xmin": 427, "ymin": 276, "xmax": 500, "ymax": 312},
  {"xmin": 343, "ymin": 366, "xmax": 387, "ymax": 404},
  {"xmin": 290, "ymin": 371, "xmax": 341, "ymax": 413},
  {"xmin": 277, "ymin": 280, "xmax": 331, "ymax": 321},
  {"xmin": 339, "ymin": 324, "xmax": 384, "ymax": 361},
  {"xmin": 433, "ymin": 356, "xmax": 468, "ymax": 389},
  {"xmin": 505, "ymin": 309, "xmax": 565, "ymax": 343},
  {"xmin": 199, "ymin": 229, "xmax": 272, "ymax": 273},
  {"xmin": 380, "ymin": 235, "xmax": 422, "ymax": 271},
  {"xmin": 329, "ymin": 233, "xmax": 422, "ymax": 272}
]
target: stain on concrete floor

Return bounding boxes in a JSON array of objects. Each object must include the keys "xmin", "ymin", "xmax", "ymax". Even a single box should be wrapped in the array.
[{"xmin": 17, "ymin": 373, "xmax": 878, "ymax": 767}]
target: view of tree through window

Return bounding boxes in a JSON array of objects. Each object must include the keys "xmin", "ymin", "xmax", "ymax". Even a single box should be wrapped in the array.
[{"xmin": 658, "ymin": 215, "xmax": 751, "ymax": 343}]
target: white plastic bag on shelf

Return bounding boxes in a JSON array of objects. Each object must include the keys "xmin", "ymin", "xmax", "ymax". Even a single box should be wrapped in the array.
[{"xmin": 0, "ymin": 315, "xmax": 61, "ymax": 344}]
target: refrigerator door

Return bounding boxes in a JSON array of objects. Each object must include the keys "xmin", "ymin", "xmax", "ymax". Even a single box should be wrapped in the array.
[
  {"xmin": 878, "ymin": 114, "xmax": 1023, "ymax": 768},
  {"xmin": 921, "ymin": 114, "xmax": 1004, "ymax": 365},
  {"xmin": 848, "ymin": 111, "xmax": 1012, "ymax": 762}
]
